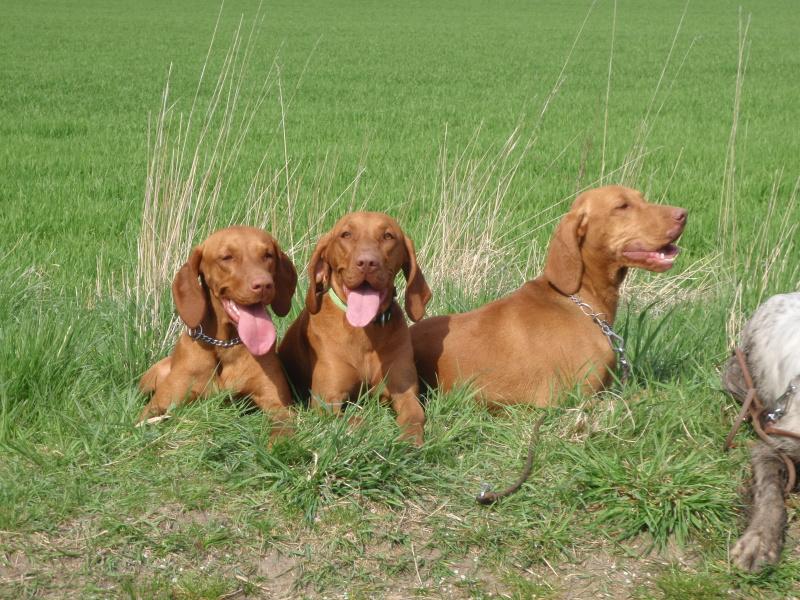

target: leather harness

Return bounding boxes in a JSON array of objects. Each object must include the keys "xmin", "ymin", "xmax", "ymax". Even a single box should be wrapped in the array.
[{"xmin": 724, "ymin": 347, "xmax": 800, "ymax": 495}]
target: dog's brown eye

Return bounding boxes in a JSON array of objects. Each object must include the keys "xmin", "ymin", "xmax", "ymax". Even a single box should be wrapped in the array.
[
  {"xmin": 263, "ymin": 252, "xmax": 274, "ymax": 261},
  {"xmin": 220, "ymin": 254, "xmax": 234, "ymax": 262},
  {"xmin": 616, "ymin": 202, "xmax": 630, "ymax": 211},
  {"xmin": 383, "ymin": 232, "xmax": 394, "ymax": 241},
  {"xmin": 340, "ymin": 231, "xmax": 352, "ymax": 239}
]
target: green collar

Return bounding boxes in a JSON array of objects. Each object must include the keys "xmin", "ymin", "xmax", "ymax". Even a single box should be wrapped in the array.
[
  {"xmin": 327, "ymin": 287, "xmax": 393, "ymax": 326},
  {"xmin": 327, "ymin": 287, "xmax": 349, "ymax": 311}
]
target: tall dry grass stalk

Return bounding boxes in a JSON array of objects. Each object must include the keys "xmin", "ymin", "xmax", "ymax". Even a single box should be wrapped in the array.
[
  {"xmin": 133, "ymin": 9, "xmax": 277, "ymax": 347},
  {"xmin": 129, "ymin": 9, "xmax": 354, "ymax": 354},
  {"xmin": 715, "ymin": 12, "xmax": 800, "ymax": 344},
  {"xmin": 600, "ymin": 0, "xmax": 616, "ymax": 180},
  {"xmin": 717, "ymin": 9, "xmax": 751, "ymax": 263},
  {"xmin": 725, "ymin": 173, "xmax": 800, "ymax": 344},
  {"xmin": 415, "ymin": 125, "xmax": 540, "ymax": 309}
]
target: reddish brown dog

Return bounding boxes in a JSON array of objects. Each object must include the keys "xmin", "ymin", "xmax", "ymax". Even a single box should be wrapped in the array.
[
  {"xmin": 138, "ymin": 226, "xmax": 297, "ymax": 435},
  {"xmin": 278, "ymin": 212, "xmax": 431, "ymax": 445},
  {"xmin": 411, "ymin": 185, "xmax": 687, "ymax": 406}
]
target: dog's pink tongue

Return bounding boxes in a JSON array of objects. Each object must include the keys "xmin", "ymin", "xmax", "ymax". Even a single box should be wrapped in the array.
[
  {"xmin": 345, "ymin": 287, "xmax": 381, "ymax": 327},
  {"xmin": 236, "ymin": 304, "xmax": 276, "ymax": 356}
]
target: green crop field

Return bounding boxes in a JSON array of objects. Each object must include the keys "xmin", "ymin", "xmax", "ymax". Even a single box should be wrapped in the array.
[{"xmin": 2, "ymin": 0, "xmax": 800, "ymax": 597}]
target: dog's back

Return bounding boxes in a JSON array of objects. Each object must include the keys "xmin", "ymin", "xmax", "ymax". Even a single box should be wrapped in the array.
[{"xmin": 741, "ymin": 292, "xmax": 800, "ymax": 405}]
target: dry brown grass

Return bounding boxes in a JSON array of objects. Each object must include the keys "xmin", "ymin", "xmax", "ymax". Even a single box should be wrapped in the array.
[{"xmin": 128, "ymin": 9, "xmax": 356, "ymax": 353}]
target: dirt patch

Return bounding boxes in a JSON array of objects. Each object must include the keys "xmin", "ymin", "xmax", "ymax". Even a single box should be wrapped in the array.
[
  {"xmin": 544, "ymin": 538, "xmax": 696, "ymax": 599},
  {"xmin": 0, "ymin": 548, "xmax": 33, "ymax": 587},
  {"xmin": 0, "ymin": 534, "xmax": 87, "ymax": 598},
  {"xmin": 4, "ymin": 497, "xmax": 789, "ymax": 599},
  {"xmin": 251, "ymin": 549, "xmax": 301, "ymax": 598}
]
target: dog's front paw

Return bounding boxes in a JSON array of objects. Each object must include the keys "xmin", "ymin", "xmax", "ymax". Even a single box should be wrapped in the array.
[{"xmin": 731, "ymin": 528, "xmax": 781, "ymax": 572}]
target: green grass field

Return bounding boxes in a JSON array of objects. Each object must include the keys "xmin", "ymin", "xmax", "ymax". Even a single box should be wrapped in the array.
[{"xmin": 2, "ymin": 0, "xmax": 800, "ymax": 597}]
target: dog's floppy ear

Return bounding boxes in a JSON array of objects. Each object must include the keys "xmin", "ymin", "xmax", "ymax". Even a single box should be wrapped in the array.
[
  {"xmin": 305, "ymin": 233, "xmax": 332, "ymax": 314},
  {"xmin": 543, "ymin": 206, "xmax": 587, "ymax": 296},
  {"xmin": 402, "ymin": 235, "xmax": 432, "ymax": 322},
  {"xmin": 271, "ymin": 243, "xmax": 298, "ymax": 317},
  {"xmin": 172, "ymin": 245, "xmax": 207, "ymax": 328}
]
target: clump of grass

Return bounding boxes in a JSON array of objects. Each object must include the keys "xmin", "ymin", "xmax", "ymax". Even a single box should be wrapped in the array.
[
  {"xmin": 561, "ymin": 386, "xmax": 740, "ymax": 548},
  {"xmin": 137, "ymin": 395, "xmax": 436, "ymax": 521},
  {"xmin": 569, "ymin": 440, "xmax": 736, "ymax": 547},
  {"xmin": 655, "ymin": 568, "xmax": 728, "ymax": 600},
  {"xmin": 135, "ymin": 10, "xmax": 278, "ymax": 346},
  {"xmin": 0, "ymin": 265, "xmax": 97, "ymax": 437},
  {"xmin": 412, "ymin": 0, "xmax": 608, "ymax": 312},
  {"xmin": 724, "ymin": 171, "xmax": 800, "ymax": 345},
  {"xmin": 620, "ymin": 253, "xmax": 721, "ymax": 315},
  {"xmin": 420, "ymin": 386, "xmax": 499, "ymax": 463}
]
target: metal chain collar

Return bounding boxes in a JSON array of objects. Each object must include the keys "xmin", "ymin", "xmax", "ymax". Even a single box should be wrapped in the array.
[
  {"xmin": 766, "ymin": 381, "xmax": 797, "ymax": 423},
  {"xmin": 569, "ymin": 294, "xmax": 631, "ymax": 383},
  {"xmin": 187, "ymin": 325, "xmax": 242, "ymax": 348}
]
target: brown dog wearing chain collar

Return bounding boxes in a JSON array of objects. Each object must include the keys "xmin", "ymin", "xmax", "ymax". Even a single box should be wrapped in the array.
[
  {"xmin": 278, "ymin": 212, "xmax": 431, "ymax": 446},
  {"xmin": 411, "ymin": 185, "xmax": 687, "ymax": 406},
  {"xmin": 138, "ymin": 227, "xmax": 297, "ymax": 436}
]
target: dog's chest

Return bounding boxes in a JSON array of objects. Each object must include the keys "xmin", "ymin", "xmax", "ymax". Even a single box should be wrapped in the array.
[
  {"xmin": 353, "ymin": 350, "xmax": 386, "ymax": 385},
  {"xmin": 347, "ymin": 331, "xmax": 399, "ymax": 385},
  {"xmin": 308, "ymin": 317, "xmax": 401, "ymax": 385}
]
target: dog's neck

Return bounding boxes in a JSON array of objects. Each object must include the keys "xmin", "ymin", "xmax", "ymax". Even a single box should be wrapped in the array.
[
  {"xmin": 328, "ymin": 277, "xmax": 396, "ymax": 317},
  {"xmin": 323, "ymin": 283, "xmax": 397, "ymax": 328},
  {"xmin": 576, "ymin": 262, "xmax": 628, "ymax": 323},
  {"xmin": 201, "ymin": 295, "xmax": 239, "ymax": 342}
]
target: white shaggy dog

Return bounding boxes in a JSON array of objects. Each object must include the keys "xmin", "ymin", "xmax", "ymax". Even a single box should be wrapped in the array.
[{"xmin": 723, "ymin": 292, "xmax": 800, "ymax": 571}]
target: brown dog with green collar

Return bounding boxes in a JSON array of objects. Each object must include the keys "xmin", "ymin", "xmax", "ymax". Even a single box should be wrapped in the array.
[{"xmin": 278, "ymin": 212, "xmax": 431, "ymax": 446}]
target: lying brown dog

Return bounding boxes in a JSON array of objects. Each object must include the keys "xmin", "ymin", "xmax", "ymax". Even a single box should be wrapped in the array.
[
  {"xmin": 411, "ymin": 185, "xmax": 687, "ymax": 406},
  {"xmin": 138, "ymin": 226, "xmax": 297, "ymax": 435},
  {"xmin": 278, "ymin": 212, "xmax": 431, "ymax": 445}
]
